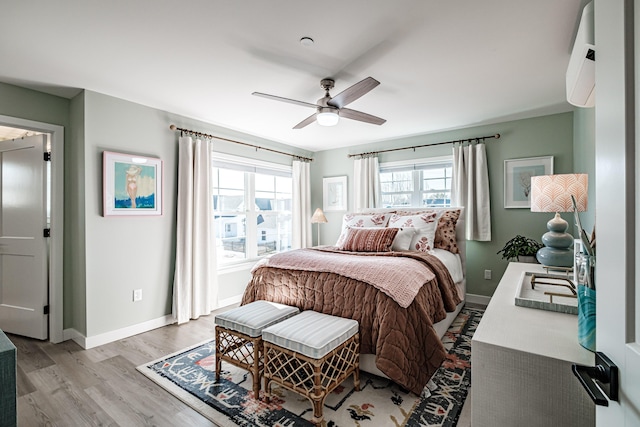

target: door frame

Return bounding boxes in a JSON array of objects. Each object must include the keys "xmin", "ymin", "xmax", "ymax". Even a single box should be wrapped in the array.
[{"xmin": 0, "ymin": 114, "xmax": 64, "ymax": 343}]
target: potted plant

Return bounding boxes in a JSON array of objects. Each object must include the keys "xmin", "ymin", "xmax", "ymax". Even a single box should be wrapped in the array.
[{"xmin": 496, "ymin": 235, "xmax": 544, "ymax": 262}]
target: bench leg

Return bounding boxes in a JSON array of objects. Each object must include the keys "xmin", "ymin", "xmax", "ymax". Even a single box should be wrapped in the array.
[
  {"xmin": 310, "ymin": 362, "xmax": 325, "ymax": 427},
  {"xmin": 252, "ymin": 340, "xmax": 261, "ymax": 398},
  {"xmin": 215, "ymin": 327, "xmax": 221, "ymax": 381}
]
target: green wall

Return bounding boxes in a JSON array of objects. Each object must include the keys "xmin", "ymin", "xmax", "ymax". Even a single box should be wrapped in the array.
[
  {"xmin": 80, "ymin": 90, "xmax": 312, "ymax": 336},
  {"xmin": 0, "ymin": 82, "xmax": 313, "ymax": 340},
  {"xmin": 573, "ymin": 106, "xmax": 596, "ymax": 235},
  {"xmin": 312, "ymin": 112, "xmax": 583, "ymax": 297}
]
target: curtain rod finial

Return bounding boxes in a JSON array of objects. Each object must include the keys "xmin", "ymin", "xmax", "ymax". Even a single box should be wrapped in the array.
[
  {"xmin": 494, "ymin": 133, "xmax": 501, "ymax": 139},
  {"xmin": 169, "ymin": 124, "xmax": 177, "ymax": 131}
]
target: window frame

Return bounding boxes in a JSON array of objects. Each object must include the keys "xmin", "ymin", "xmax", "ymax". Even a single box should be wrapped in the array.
[
  {"xmin": 211, "ymin": 152, "xmax": 293, "ymax": 268},
  {"xmin": 379, "ymin": 155, "xmax": 453, "ymax": 208}
]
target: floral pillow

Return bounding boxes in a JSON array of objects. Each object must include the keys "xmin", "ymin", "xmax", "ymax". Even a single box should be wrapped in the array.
[
  {"xmin": 335, "ymin": 213, "xmax": 391, "ymax": 246},
  {"xmin": 395, "ymin": 209, "xmax": 461, "ymax": 254},
  {"xmin": 338, "ymin": 227, "xmax": 399, "ymax": 252},
  {"xmin": 388, "ymin": 212, "xmax": 439, "ymax": 253}
]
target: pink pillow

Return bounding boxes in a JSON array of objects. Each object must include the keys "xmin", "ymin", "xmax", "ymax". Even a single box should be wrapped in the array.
[
  {"xmin": 335, "ymin": 213, "xmax": 391, "ymax": 246},
  {"xmin": 338, "ymin": 227, "xmax": 399, "ymax": 252}
]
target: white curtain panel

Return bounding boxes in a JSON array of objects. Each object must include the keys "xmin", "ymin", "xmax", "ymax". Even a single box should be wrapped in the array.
[
  {"xmin": 292, "ymin": 160, "xmax": 312, "ymax": 249},
  {"xmin": 172, "ymin": 136, "xmax": 218, "ymax": 324},
  {"xmin": 452, "ymin": 143, "xmax": 492, "ymax": 241},
  {"xmin": 354, "ymin": 155, "xmax": 381, "ymax": 211}
]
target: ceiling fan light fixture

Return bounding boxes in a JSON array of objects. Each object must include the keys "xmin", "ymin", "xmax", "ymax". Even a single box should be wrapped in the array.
[{"xmin": 316, "ymin": 108, "xmax": 339, "ymax": 126}]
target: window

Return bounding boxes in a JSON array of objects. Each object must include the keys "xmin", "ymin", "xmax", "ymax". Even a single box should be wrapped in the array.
[
  {"xmin": 379, "ymin": 156, "xmax": 453, "ymax": 208},
  {"xmin": 212, "ymin": 153, "xmax": 292, "ymax": 265}
]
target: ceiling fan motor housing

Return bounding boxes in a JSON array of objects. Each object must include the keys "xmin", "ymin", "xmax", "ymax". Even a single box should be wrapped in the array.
[{"xmin": 320, "ymin": 78, "xmax": 335, "ymax": 91}]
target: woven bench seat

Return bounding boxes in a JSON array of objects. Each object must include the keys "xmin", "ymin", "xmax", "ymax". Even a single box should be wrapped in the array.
[
  {"xmin": 214, "ymin": 300, "xmax": 299, "ymax": 398},
  {"xmin": 262, "ymin": 311, "xmax": 360, "ymax": 427}
]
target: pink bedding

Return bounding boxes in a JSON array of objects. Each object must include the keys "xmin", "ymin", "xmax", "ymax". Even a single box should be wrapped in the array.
[{"xmin": 242, "ymin": 247, "xmax": 462, "ymax": 394}]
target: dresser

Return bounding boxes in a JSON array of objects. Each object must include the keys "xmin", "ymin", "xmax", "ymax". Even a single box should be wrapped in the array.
[
  {"xmin": 0, "ymin": 329, "xmax": 16, "ymax": 427},
  {"xmin": 471, "ymin": 262, "xmax": 595, "ymax": 427}
]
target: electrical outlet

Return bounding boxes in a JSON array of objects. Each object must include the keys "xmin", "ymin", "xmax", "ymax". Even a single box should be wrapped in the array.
[
  {"xmin": 133, "ymin": 289, "xmax": 143, "ymax": 302},
  {"xmin": 484, "ymin": 270, "xmax": 492, "ymax": 280}
]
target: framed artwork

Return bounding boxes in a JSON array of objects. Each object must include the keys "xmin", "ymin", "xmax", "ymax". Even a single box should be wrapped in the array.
[
  {"xmin": 504, "ymin": 156, "xmax": 553, "ymax": 208},
  {"xmin": 103, "ymin": 151, "xmax": 163, "ymax": 216},
  {"xmin": 323, "ymin": 176, "xmax": 347, "ymax": 212}
]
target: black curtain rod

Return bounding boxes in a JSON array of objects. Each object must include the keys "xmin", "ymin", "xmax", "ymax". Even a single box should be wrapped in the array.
[
  {"xmin": 169, "ymin": 125, "xmax": 314, "ymax": 162},
  {"xmin": 347, "ymin": 133, "xmax": 501, "ymax": 158}
]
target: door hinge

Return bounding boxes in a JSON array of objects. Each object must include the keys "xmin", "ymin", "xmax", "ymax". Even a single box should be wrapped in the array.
[
  {"xmin": 44, "ymin": 305, "xmax": 49, "ymax": 315},
  {"xmin": 44, "ymin": 152, "xmax": 51, "ymax": 162},
  {"xmin": 43, "ymin": 228, "xmax": 51, "ymax": 238}
]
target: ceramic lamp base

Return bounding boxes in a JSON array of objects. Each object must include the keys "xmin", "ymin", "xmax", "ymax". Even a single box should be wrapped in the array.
[
  {"xmin": 536, "ymin": 246, "xmax": 574, "ymax": 267},
  {"xmin": 537, "ymin": 212, "xmax": 574, "ymax": 268}
]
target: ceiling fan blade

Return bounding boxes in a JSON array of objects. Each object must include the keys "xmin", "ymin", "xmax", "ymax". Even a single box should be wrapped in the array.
[
  {"xmin": 339, "ymin": 108, "xmax": 386, "ymax": 125},
  {"xmin": 327, "ymin": 77, "xmax": 380, "ymax": 109},
  {"xmin": 293, "ymin": 113, "xmax": 318, "ymax": 129},
  {"xmin": 252, "ymin": 92, "xmax": 318, "ymax": 109}
]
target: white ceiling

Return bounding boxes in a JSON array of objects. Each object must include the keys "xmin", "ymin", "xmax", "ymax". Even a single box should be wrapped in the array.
[{"xmin": 1, "ymin": 0, "xmax": 586, "ymax": 152}]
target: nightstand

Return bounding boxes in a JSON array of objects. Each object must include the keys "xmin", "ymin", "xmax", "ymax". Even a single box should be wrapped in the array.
[{"xmin": 471, "ymin": 262, "xmax": 595, "ymax": 427}]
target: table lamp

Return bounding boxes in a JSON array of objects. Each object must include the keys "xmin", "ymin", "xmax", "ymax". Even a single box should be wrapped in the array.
[
  {"xmin": 530, "ymin": 174, "xmax": 588, "ymax": 268},
  {"xmin": 310, "ymin": 208, "xmax": 328, "ymax": 245}
]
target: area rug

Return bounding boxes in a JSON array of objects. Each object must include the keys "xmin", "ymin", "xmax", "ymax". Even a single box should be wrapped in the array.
[{"xmin": 137, "ymin": 306, "xmax": 483, "ymax": 427}]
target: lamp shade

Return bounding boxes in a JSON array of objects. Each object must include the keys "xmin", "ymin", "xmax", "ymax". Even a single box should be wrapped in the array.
[
  {"xmin": 311, "ymin": 208, "xmax": 328, "ymax": 224},
  {"xmin": 530, "ymin": 174, "xmax": 588, "ymax": 213}
]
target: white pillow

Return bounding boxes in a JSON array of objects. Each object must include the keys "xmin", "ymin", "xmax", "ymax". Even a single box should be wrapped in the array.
[
  {"xmin": 335, "ymin": 213, "xmax": 392, "ymax": 246},
  {"xmin": 391, "ymin": 227, "xmax": 417, "ymax": 251},
  {"xmin": 388, "ymin": 212, "xmax": 439, "ymax": 253}
]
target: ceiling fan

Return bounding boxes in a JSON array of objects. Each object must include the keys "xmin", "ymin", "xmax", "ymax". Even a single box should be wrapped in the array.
[{"xmin": 252, "ymin": 77, "xmax": 386, "ymax": 129}]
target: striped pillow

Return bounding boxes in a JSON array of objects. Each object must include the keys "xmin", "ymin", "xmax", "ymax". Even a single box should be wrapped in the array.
[{"xmin": 338, "ymin": 227, "xmax": 399, "ymax": 252}]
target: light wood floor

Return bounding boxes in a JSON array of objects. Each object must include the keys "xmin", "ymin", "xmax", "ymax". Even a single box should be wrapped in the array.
[
  {"xmin": 11, "ymin": 303, "xmax": 478, "ymax": 426},
  {"xmin": 11, "ymin": 311, "xmax": 226, "ymax": 427}
]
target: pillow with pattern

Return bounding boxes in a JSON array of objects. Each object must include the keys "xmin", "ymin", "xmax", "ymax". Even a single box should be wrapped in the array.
[
  {"xmin": 433, "ymin": 209, "xmax": 461, "ymax": 254},
  {"xmin": 388, "ymin": 211, "xmax": 439, "ymax": 253},
  {"xmin": 338, "ymin": 227, "xmax": 399, "ymax": 252},
  {"xmin": 335, "ymin": 213, "xmax": 391, "ymax": 246},
  {"xmin": 395, "ymin": 209, "xmax": 461, "ymax": 254}
]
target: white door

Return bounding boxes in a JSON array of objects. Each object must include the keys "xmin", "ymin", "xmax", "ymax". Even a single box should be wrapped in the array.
[
  {"xmin": 0, "ymin": 134, "xmax": 48, "ymax": 340},
  {"xmin": 590, "ymin": 0, "xmax": 640, "ymax": 424}
]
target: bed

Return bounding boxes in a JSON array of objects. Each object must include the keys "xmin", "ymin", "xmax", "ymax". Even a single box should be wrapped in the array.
[{"xmin": 241, "ymin": 207, "xmax": 466, "ymax": 395}]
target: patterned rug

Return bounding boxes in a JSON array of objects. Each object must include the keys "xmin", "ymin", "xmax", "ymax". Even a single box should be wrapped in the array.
[{"xmin": 137, "ymin": 306, "xmax": 483, "ymax": 427}]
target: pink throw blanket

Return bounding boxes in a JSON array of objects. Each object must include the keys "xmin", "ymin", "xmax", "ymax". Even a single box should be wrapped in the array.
[{"xmin": 252, "ymin": 248, "xmax": 435, "ymax": 308}]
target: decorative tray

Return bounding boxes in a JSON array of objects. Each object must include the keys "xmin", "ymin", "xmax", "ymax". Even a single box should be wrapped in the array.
[{"xmin": 515, "ymin": 271, "xmax": 578, "ymax": 315}]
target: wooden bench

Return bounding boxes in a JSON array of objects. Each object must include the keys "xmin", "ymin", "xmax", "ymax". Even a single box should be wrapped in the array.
[
  {"xmin": 262, "ymin": 311, "xmax": 360, "ymax": 427},
  {"xmin": 214, "ymin": 301, "xmax": 299, "ymax": 398}
]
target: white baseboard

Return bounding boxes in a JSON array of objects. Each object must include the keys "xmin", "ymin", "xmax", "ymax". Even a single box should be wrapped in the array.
[
  {"xmin": 466, "ymin": 293, "xmax": 491, "ymax": 307},
  {"xmin": 64, "ymin": 315, "xmax": 176, "ymax": 350},
  {"xmin": 218, "ymin": 295, "xmax": 242, "ymax": 308},
  {"xmin": 61, "ymin": 298, "xmax": 243, "ymax": 350}
]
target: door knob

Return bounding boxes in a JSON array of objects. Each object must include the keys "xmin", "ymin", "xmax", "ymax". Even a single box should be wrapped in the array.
[{"xmin": 572, "ymin": 351, "xmax": 618, "ymax": 406}]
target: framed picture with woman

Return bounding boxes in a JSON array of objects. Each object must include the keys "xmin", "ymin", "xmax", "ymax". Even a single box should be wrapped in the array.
[{"xmin": 103, "ymin": 151, "xmax": 163, "ymax": 216}]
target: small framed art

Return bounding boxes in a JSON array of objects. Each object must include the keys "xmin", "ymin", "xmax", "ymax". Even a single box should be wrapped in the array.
[
  {"xmin": 504, "ymin": 156, "xmax": 553, "ymax": 208},
  {"xmin": 323, "ymin": 176, "xmax": 347, "ymax": 212},
  {"xmin": 103, "ymin": 151, "xmax": 163, "ymax": 216}
]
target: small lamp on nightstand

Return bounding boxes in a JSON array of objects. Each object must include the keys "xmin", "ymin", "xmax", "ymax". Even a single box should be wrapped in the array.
[
  {"xmin": 310, "ymin": 208, "xmax": 328, "ymax": 246},
  {"xmin": 530, "ymin": 174, "xmax": 588, "ymax": 268}
]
